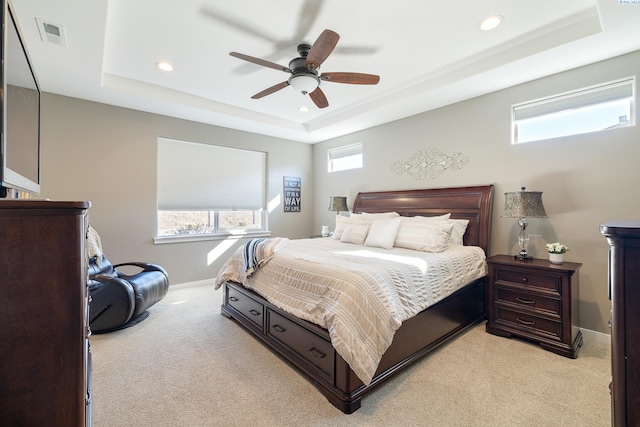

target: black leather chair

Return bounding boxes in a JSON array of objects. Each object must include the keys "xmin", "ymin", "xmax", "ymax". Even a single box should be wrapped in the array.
[{"xmin": 88, "ymin": 255, "xmax": 169, "ymax": 333}]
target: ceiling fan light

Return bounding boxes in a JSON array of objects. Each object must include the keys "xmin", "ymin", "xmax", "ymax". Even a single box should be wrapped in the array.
[{"xmin": 289, "ymin": 75, "xmax": 319, "ymax": 94}]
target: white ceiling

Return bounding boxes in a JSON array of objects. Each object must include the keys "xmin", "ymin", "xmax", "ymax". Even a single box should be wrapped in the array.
[{"xmin": 11, "ymin": 0, "xmax": 640, "ymax": 143}]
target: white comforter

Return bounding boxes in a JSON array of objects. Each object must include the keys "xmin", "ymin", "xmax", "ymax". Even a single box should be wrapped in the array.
[{"xmin": 214, "ymin": 238, "xmax": 486, "ymax": 385}]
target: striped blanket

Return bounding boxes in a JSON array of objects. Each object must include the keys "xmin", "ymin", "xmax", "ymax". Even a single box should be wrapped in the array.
[
  {"xmin": 215, "ymin": 238, "xmax": 486, "ymax": 385},
  {"xmin": 243, "ymin": 237, "xmax": 289, "ymax": 277}
]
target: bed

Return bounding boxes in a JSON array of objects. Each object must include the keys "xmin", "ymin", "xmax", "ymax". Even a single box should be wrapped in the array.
[{"xmin": 216, "ymin": 185, "xmax": 494, "ymax": 413}]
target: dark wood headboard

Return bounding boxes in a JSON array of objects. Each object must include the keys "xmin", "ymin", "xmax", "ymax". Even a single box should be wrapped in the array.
[{"xmin": 352, "ymin": 185, "xmax": 494, "ymax": 253}]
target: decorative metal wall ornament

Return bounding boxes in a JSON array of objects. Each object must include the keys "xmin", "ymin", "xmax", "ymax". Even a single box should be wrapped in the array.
[{"xmin": 391, "ymin": 148, "xmax": 469, "ymax": 180}]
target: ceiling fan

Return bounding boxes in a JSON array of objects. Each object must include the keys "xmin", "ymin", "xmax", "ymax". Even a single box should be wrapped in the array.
[
  {"xmin": 201, "ymin": 1, "xmax": 377, "ymax": 75},
  {"xmin": 229, "ymin": 29, "xmax": 380, "ymax": 109}
]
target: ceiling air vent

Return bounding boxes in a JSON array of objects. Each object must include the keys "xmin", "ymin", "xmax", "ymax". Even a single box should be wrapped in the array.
[{"xmin": 35, "ymin": 18, "xmax": 67, "ymax": 47}]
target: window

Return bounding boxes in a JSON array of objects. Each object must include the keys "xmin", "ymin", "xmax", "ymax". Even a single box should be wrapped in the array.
[
  {"xmin": 156, "ymin": 138, "xmax": 267, "ymax": 240},
  {"xmin": 512, "ymin": 78, "xmax": 634, "ymax": 144},
  {"xmin": 328, "ymin": 143, "xmax": 363, "ymax": 172}
]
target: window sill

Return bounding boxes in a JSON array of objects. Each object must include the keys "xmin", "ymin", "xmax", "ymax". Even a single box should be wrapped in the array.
[{"xmin": 154, "ymin": 230, "xmax": 271, "ymax": 245}]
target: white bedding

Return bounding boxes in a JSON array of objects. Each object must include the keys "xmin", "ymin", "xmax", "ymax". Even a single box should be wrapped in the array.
[{"xmin": 215, "ymin": 238, "xmax": 487, "ymax": 385}]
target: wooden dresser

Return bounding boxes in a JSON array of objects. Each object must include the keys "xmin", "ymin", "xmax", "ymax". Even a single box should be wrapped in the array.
[
  {"xmin": 0, "ymin": 200, "xmax": 92, "ymax": 426},
  {"xmin": 601, "ymin": 221, "xmax": 640, "ymax": 427},
  {"xmin": 486, "ymin": 254, "xmax": 582, "ymax": 358}
]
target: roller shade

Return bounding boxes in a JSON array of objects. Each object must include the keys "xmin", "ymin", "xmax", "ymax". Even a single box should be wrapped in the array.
[
  {"xmin": 513, "ymin": 78, "xmax": 634, "ymax": 121},
  {"xmin": 328, "ymin": 143, "xmax": 362, "ymax": 160},
  {"xmin": 157, "ymin": 137, "xmax": 266, "ymax": 211}
]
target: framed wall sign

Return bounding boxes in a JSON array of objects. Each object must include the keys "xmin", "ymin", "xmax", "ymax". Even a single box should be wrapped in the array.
[{"xmin": 283, "ymin": 176, "xmax": 301, "ymax": 212}]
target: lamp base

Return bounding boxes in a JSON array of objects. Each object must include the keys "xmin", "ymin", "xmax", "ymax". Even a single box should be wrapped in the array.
[{"xmin": 514, "ymin": 254, "xmax": 533, "ymax": 261}]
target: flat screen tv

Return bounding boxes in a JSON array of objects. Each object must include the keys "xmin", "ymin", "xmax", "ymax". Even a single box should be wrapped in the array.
[{"xmin": 0, "ymin": 0, "xmax": 41, "ymax": 197}]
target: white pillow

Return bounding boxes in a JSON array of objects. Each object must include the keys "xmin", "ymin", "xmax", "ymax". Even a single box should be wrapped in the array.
[
  {"xmin": 412, "ymin": 213, "xmax": 451, "ymax": 221},
  {"xmin": 332, "ymin": 215, "xmax": 353, "ymax": 239},
  {"xmin": 449, "ymin": 219, "xmax": 469, "ymax": 246},
  {"xmin": 337, "ymin": 212, "xmax": 398, "ymax": 239},
  {"xmin": 340, "ymin": 223, "xmax": 370, "ymax": 245},
  {"xmin": 394, "ymin": 216, "xmax": 455, "ymax": 252},
  {"xmin": 350, "ymin": 211, "xmax": 400, "ymax": 219},
  {"xmin": 364, "ymin": 217, "xmax": 402, "ymax": 250}
]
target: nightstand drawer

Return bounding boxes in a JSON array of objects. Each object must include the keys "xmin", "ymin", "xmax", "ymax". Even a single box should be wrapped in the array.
[
  {"xmin": 495, "ymin": 287, "xmax": 561, "ymax": 316},
  {"xmin": 494, "ymin": 307, "xmax": 562, "ymax": 341},
  {"xmin": 494, "ymin": 268, "xmax": 562, "ymax": 295}
]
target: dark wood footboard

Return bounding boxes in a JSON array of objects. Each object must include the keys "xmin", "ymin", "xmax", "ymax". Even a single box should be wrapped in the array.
[{"xmin": 221, "ymin": 278, "xmax": 486, "ymax": 413}]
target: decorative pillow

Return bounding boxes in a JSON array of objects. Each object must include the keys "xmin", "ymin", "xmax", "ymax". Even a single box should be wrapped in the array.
[
  {"xmin": 411, "ymin": 213, "xmax": 451, "ymax": 221},
  {"xmin": 351, "ymin": 211, "xmax": 400, "ymax": 219},
  {"xmin": 394, "ymin": 216, "xmax": 455, "ymax": 252},
  {"xmin": 449, "ymin": 219, "xmax": 469, "ymax": 245},
  {"xmin": 87, "ymin": 225, "xmax": 104, "ymax": 266},
  {"xmin": 337, "ymin": 212, "xmax": 398, "ymax": 239},
  {"xmin": 333, "ymin": 215, "xmax": 364, "ymax": 240},
  {"xmin": 340, "ymin": 223, "xmax": 370, "ymax": 245},
  {"xmin": 364, "ymin": 217, "xmax": 402, "ymax": 250}
]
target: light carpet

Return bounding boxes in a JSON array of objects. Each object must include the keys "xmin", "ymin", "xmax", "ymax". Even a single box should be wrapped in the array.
[{"xmin": 90, "ymin": 281, "xmax": 611, "ymax": 427}]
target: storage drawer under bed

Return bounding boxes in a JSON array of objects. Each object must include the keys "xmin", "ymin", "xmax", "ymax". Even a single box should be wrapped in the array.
[
  {"xmin": 266, "ymin": 309, "xmax": 335, "ymax": 381},
  {"xmin": 226, "ymin": 285, "xmax": 264, "ymax": 329}
]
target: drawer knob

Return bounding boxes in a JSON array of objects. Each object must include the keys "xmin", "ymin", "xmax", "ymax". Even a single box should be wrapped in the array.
[
  {"xmin": 308, "ymin": 347, "xmax": 326, "ymax": 359},
  {"xmin": 516, "ymin": 317, "xmax": 535, "ymax": 326},
  {"xmin": 249, "ymin": 309, "xmax": 261, "ymax": 316},
  {"xmin": 272, "ymin": 324, "xmax": 286, "ymax": 333},
  {"xmin": 515, "ymin": 297, "xmax": 535, "ymax": 305},
  {"xmin": 229, "ymin": 296, "xmax": 239, "ymax": 302},
  {"xmin": 521, "ymin": 277, "xmax": 528, "ymax": 283}
]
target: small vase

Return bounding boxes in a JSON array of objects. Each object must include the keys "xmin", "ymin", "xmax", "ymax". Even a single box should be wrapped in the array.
[{"xmin": 549, "ymin": 253, "xmax": 564, "ymax": 264}]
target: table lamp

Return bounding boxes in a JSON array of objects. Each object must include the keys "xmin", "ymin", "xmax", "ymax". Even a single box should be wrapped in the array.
[
  {"xmin": 328, "ymin": 196, "xmax": 348, "ymax": 215},
  {"xmin": 501, "ymin": 187, "xmax": 548, "ymax": 260}
]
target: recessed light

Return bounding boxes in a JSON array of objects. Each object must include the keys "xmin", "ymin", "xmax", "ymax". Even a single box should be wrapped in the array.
[
  {"xmin": 480, "ymin": 15, "xmax": 504, "ymax": 31},
  {"xmin": 298, "ymin": 106, "xmax": 309, "ymax": 112},
  {"xmin": 156, "ymin": 61, "xmax": 174, "ymax": 72}
]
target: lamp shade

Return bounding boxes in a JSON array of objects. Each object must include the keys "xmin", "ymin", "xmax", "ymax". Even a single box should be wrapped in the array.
[
  {"xmin": 501, "ymin": 187, "xmax": 548, "ymax": 218},
  {"xmin": 328, "ymin": 196, "xmax": 348, "ymax": 213}
]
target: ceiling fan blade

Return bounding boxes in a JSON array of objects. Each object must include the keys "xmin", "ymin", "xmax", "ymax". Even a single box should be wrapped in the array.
[
  {"xmin": 232, "ymin": 49, "xmax": 294, "ymax": 76},
  {"xmin": 320, "ymin": 72, "xmax": 380, "ymax": 85},
  {"xmin": 293, "ymin": 0, "xmax": 324, "ymax": 40},
  {"xmin": 230, "ymin": 52, "xmax": 291, "ymax": 73},
  {"xmin": 201, "ymin": 6, "xmax": 280, "ymax": 43},
  {"xmin": 305, "ymin": 29, "xmax": 340, "ymax": 70},
  {"xmin": 334, "ymin": 45, "xmax": 379, "ymax": 55},
  {"xmin": 251, "ymin": 81, "xmax": 290, "ymax": 99},
  {"xmin": 309, "ymin": 87, "xmax": 329, "ymax": 109}
]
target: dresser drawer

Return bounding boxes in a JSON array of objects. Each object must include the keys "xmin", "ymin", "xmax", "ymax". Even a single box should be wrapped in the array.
[
  {"xmin": 227, "ymin": 285, "xmax": 264, "ymax": 329},
  {"xmin": 494, "ymin": 268, "xmax": 562, "ymax": 296},
  {"xmin": 494, "ymin": 307, "xmax": 562, "ymax": 341},
  {"xmin": 495, "ymin": 287, "xmax": 561, "ymax": 317},
  {"xmin": 267, "ymin": 310, "xmax": 334, "ymax": 381}
]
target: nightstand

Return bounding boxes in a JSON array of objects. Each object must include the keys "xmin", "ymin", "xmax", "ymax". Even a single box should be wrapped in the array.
[{"xmin": 485, "ymin": 254, "xmax": 583, "ymax": 358}]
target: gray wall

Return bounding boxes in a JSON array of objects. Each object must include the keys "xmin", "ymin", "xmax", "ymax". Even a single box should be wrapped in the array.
[
  {"xmin": 38, "ymin": 49, "xmax": 639, "ymax": 335},
  {"xmin": 39, "ymin": 95, "xmax": 313, "ymax": 285},
  {"xmin": 312, "ymin": 50, "xmax": 640, "ymax": 334}
]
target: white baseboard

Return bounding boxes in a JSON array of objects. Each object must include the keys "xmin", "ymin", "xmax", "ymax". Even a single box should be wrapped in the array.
[
  {"xmin": 169, "ymin": 278, "xmax": 216, "ymax": 290},
  {"xmin": 580, "ymin": 327, "xmax": 611, "ymax": 346}
]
